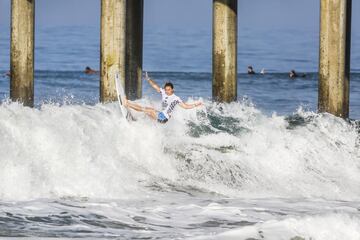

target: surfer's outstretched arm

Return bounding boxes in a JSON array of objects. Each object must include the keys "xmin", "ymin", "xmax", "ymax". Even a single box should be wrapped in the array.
[
  {"xmin": 144, "ymin": 72, "xmax": 161, "ymax": 93},
  {"xmin": 179, "ymin": 102, "xmax": 203, "ymax": 109}
]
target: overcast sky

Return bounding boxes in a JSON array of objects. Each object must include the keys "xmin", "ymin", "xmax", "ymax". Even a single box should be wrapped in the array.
[{"xmin": 0, "ymin": 0, "xmax": 358, "ymax": 32}]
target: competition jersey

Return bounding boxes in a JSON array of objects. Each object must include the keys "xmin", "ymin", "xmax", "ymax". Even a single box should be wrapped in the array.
[{"xmin": 160, "ymin": 88, "xmax": 182, "ymax": 119}]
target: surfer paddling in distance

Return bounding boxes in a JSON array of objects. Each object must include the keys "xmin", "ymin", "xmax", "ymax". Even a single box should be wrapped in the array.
[{"xmin": 123, "ymin": 72, "xmax": 202, "ymax": 123}]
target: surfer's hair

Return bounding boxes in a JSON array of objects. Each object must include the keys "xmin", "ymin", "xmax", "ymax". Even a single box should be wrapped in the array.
[{"xmin": 164, "ymin": 82, "xmax": 174, "ymax": 89}]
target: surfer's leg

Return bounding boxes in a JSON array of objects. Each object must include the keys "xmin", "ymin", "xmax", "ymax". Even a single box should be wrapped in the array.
[
  {"xmin": 144, "ymin": 109, "xmax": 157, "ymax": 120},
  {"xmin": 125, "ymin": 101, "xmax": 144, "ymax": 112},
  {"xmin": 125, "ymin": 101, "xmax": 157, "ymax": 120}
]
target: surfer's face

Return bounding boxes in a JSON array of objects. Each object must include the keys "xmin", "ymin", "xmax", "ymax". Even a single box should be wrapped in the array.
[{"xmin": 164, "ymin": 86, "xmax": 174, "ymax": 96}]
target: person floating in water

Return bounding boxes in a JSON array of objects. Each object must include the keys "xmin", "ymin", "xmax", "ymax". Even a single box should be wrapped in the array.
[
  {"xmin": 124, "ymin": 72, "xmax": 202, "ymax": 123},
  {"xmin": 289, "ymin": 70, "xmax": 298, "ymax": 78},
  {"xmin": 289, "ymin": 70, "xmax": 306, "ymax": 79},
  {"xmin": 5, "ymin": 71, "xmax": 10, "ymax": 77},
  {"xmin": 247, "ymin": 66, "xmax": 256, "ymax": 74},
  {"xmin": 84, "ymin": 66, "xmax": 98, "ymax": 75}
]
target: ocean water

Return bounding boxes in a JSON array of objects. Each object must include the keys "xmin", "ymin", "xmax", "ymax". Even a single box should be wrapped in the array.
[{"xmin": 0, "ymin": 26, "xmax": 360, "ymax": 239}]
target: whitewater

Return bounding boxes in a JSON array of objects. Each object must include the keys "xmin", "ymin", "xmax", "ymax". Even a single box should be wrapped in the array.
[{"xmin": 0, "ymin": 99, "xmax": 359, "ymax": 239}]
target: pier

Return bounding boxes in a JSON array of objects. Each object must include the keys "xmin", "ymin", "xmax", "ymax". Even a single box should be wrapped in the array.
[
  {"xmin": 100, "ymin": 0, "xmax": 126, "ymax": 102},
  {"xmin": 10, "ymin": 0, "xmax": 35, "ymax": 107},
  {"xmin": 318, "ymin": 0, "xmax": 352, "ymax": 118},
  {"xmin": 212, "ymin": 0, "xmax": 238, "ymax": 103},
  {"xmin": 7, "ymin": 0, "xmax": 353, "ymax": 118},
  {"xmin": 125, "ymin": 0, "xmax": 144, "ymax": 100}
]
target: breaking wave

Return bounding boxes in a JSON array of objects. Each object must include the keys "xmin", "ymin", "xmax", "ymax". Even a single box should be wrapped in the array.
[{"xmin": 0, "ymin": 100, "xmax": 359, "ymax": 201}]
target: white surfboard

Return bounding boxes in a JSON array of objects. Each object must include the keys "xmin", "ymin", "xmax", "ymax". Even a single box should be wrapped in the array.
[{"xmin": 115, "ymin": 73, "xmax": 132, "ymax": 121}]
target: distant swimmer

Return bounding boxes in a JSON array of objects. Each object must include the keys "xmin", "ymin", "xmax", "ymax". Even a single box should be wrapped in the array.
[
  {"xmin": 84, "ymin": 66, "xmax": 98, "ymax": 75},
  {"xmin": 124, "ymin": 72, "xmax": 202, "ymax": 124},
  {"xmin": 247, "ymin": 66, "xmax": 255, "ymax": 74},
  {"xmin": 289, "ymin": 70, "xmax": 306, "ymax": 79},
  {"xmin": 5, "ymin": 71, "xmax": 10, "ymax": 77},
  {"xmin": 289, "ymin": 70, "xmax": 298, "ymax": 78}
]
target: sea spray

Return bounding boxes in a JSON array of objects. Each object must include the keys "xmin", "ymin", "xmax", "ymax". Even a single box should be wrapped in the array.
[{"xmin": 0, "ymin": 101, "xmax": 359, "ymax": 201}]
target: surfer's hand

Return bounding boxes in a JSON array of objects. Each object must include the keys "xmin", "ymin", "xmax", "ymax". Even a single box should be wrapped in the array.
[{"xmin": 144, "ymin": 72, "xmax": 150, "ymax": 81}]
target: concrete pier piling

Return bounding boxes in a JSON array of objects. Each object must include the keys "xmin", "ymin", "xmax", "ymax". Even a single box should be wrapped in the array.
[
  {"xmin": 100, "ymin": 0, "xmax": 126, "ymax": 102},
  {"xmin": 318, "ymin": 0, "xmax": 352, "ymax": 118},
  {"xmin": 212, "ymin": 0, "xmax": 237, "ymax": 103},
  {"xmin": 10, "ymin": 0, "xmax": 35, "ymax": 107},
  {"xmin": 125, "ymin": 0, "xmax": 143, "ymax": 100}
]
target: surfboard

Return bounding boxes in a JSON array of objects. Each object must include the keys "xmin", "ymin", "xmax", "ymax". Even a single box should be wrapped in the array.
[{"xmin": 115, "ymin": 73, "xmax": 132, "ymax": 121}]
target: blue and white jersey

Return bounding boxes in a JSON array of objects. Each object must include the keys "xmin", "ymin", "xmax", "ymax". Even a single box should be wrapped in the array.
[{"xmin": 160, "ymin": 88, "xmax": 182, "ymax": 119}]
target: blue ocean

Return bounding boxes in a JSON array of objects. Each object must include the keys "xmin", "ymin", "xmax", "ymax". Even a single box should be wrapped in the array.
[
  {"xmin": 1, "ymin": 26, "xmax": 360, "ymax": 117},
  {"xmin": 0, "ymin": 25, "xmax": 359, "ymax": 239}
]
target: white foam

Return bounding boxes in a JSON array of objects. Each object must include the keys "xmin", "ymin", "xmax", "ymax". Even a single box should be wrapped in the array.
[
  {"xmin": 212, "ymin": 213, "xmax": 360, "ymax": 240},
  {"xmin": 0, "ymin": 102, "xmax": 177, "ymax": 200},
  {"xmin": 0, "ymin": 101, "xmax": 359, "ymax": 201}
]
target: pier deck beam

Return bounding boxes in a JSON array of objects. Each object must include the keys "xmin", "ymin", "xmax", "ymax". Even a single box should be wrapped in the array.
[
  {"xmin": 212, "ymin": 0, "xmax": 237, "ymax": 103},
  {"xmin": 318, "ymin": 0, "xmax": 352, "ymax": 118},
  {"xmin": 100, "ymin": 0, "xmax": 126, "ymax": 102},
  {"xmin": 10, "ymin": 0, "xmax": 35, "ymax": 107},
  {"xmin": 125, "ymin": 0, "xmax": 143, "ymax": 100}
]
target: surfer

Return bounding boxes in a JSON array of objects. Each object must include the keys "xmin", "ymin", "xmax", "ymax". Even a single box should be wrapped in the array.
[
  {"xmin": 289, "ymin": 70, "xmax": 306, "ymax": 79},
  {"xmin": 124, "ymin": 72, "xmax": 202, "ymax": 123},
  {"xmin": 289, "ymin": 70, "xmax": 298, "ymax": 78},
  {"xmin": 84, "ymin": 66, "xmax": 98, "ymax": 75},
  {"xmin": 247, "ymin": 66, "xmax": 255, "ymax": 74}
]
